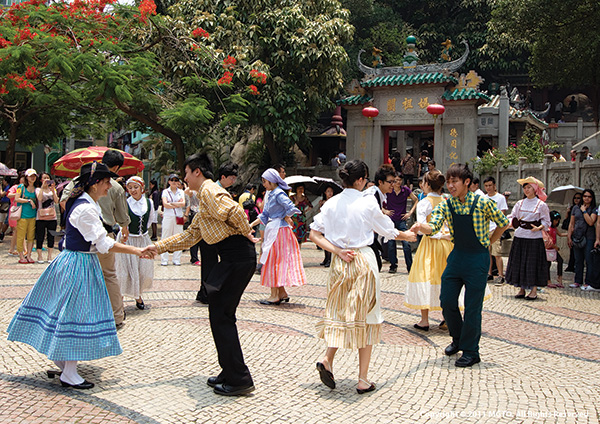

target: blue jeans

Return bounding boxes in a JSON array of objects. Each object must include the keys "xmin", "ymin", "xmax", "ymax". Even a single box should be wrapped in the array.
[
  {"xmin": 573, "ymin": 238, "xmax": 594, "ymax": 285},
  {"xmin": 388, "ymin": 220, "xmax": 412, "ymax": 272}
]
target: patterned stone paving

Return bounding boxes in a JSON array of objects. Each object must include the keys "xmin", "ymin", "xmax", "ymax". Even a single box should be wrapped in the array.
[{"xmin": 0, "ymin": 240, "xmax": 599, "ymax": 423}]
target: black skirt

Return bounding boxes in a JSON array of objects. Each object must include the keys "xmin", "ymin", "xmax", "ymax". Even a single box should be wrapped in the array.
[{"xmin": 506, "ymin": 237, "xmax": 548, "ymax": 288}]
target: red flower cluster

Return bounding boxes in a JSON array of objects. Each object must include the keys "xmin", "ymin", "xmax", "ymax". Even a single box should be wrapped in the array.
[
  {"xmin": 138, "ymin": 0, "xmax": 157, "ymax": 23},
  {"xmin": 250, "ymin": 70, "xmax": 267, "ymax": 84},
  {"xmin": 0, "ymin": 85, "xmax": 9, "ymax": 95},
  {"xmin": 217, "ymin": 71, "xmax": 233, "ymax": 85},
  {"xmin": 248, "ymin": 85, "xmax": 260, "ymax": 96},
  {"xmin": 192, "ymin": 28, "xmax": 209, "ymax": 39},
  {"xmin": 5, "ymin": 74, "xmax": 36, "ymax": 91},
  {"xmin": 24, "ymin": 66, "xmax": 40, "ymax": 80},
  {"xmin": 222, "ymin": 56, "xmax": 236, "ymax": 69},
  {"xmin": 14, "ymin": 28, "xmax": 37, "ymax": 43},
  {"xmin": 0, "ymin": 38, "xmax": 12, "ymax": 49}
]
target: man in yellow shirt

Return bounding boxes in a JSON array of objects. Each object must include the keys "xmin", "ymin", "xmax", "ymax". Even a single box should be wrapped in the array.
[{"xmin": 144, "ymin": 153, "xmax": 259, "ymax": 396}]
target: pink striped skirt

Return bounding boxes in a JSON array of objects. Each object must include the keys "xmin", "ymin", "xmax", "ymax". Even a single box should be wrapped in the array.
[{"xmin": 260, "ymin": 226, "xmax": 307, "ymax": 288}]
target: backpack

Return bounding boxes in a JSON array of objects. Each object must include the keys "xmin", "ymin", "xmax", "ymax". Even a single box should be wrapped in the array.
[{"xmin": 242, "ymin": 198, "xmax": 259, "ymax": 224}]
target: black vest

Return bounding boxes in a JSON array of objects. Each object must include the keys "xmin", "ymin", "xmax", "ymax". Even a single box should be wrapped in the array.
[
  {"xmin": 128, "ymin": 198, "xmax": 151, "ymax": 235},
  {"xmin": 60, "ymin": 198, "xmax": 93, "ymax": 252}
]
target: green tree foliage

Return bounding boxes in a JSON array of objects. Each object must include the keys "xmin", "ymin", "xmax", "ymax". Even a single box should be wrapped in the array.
[
  {"xmin": 489, "ymin": 0, "xmax": 600, "ymax": 121},
  {"xmin": 168, "ymin": 0, "xmax": 354, "ymax": 166}
]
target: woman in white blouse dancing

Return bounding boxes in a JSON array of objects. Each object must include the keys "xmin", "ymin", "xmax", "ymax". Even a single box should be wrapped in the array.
[{"xmin": 309, "ymin": 160, "xmax": 417, "ymax": 394}]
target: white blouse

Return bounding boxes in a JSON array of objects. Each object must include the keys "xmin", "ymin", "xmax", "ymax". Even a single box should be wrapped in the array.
[
  {"xmin": 67, "ymin": 192, "xmax": 116, "ymax": 254},
  {"xmin": 310, "ymin": 188, "xmax": 399, "ymax": 249},
  {"xmin": 161, "ymin": 188, "xmax": 185, "ymax": 218},
  {"xmin": 508, "ymin": 197, "xmax": 551, "ymax": 239},
  {"xmin": 416, "ymin": 193, "xmax": 447, "ymax": 240}
]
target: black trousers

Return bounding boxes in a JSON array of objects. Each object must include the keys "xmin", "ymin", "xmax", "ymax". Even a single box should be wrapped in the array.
[
  {"xmin": 207, "ymin": 235, "xmax": 256, "ymax": 386},
  {"xmin": 35, "ymin": 219, "xmax": 57, "ymax": 249},
  {"xmin": 196, "ymin": 240, "xmax": 218, "ymax": 302}
]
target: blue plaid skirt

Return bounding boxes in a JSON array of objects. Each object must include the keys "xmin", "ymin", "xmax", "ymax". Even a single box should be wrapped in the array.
[{"xmin": 7, "ymin": 250, "xmax": 122, "ymax": 361}]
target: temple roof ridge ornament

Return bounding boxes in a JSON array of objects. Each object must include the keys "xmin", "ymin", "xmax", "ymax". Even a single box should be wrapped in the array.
[{"xmin": 358, "ymin": 40, "xmax": 470, "ymax": 78}]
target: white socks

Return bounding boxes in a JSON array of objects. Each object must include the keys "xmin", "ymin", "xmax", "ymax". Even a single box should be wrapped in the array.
[
  {"xmin": 59, "ymin": 361, "xmax": 84, "ymax": 385},
  {"xmin": 53, "ymin": 360, "xmax": 65, "ymax": 371}
]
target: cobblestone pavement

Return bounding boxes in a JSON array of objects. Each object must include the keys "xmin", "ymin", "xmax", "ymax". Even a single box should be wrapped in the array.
[{"xmin": 1, "ymin": 240, "xmax": 599, "ymax": 423}]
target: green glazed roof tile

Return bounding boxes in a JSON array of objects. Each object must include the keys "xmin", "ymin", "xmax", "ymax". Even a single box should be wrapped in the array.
[
  {"xmin": 360, "ymin": 72, "xmax": 457, "ymax": 88},
  {"xmin": 336, "ymin": 94, "xmax": 373, "ymax": 105},
  {"xmin": 442, "ymin": 88, "xmax": 491, "ymax": 101}
]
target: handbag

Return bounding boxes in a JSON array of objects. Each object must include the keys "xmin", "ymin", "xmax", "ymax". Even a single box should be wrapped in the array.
[
  {"xmin": 9, "ymin": 204, "xmax": 21, "ymax": 220},
  {"xmin": 176, "ymin": 216, "xmax": 185, "ymax": 225},
  {"xmin": 571, "ymin": 236, "xmax": 586, "ymax": 249},
  {"xmin": 545, "ymin": 249, "xmax": 557, "ymax": 262}
]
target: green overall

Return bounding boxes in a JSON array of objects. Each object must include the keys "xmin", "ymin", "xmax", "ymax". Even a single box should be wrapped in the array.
[{"xmin": 440, "ymin": 196, "xmax": 490, "ymax": 359}]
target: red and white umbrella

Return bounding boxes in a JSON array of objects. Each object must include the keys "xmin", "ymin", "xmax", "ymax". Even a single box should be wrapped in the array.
[
  {"xmin": 51, "ymin": 146, "xmax": 144, "ymax": 178},
  {"xmin": 0, "ymin": 162, "xmax": 18, "ymax": 177}
]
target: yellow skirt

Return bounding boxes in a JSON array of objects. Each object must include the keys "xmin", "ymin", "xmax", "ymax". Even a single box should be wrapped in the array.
[
  {"xmin": 404, "ymin": 236, "xmax": 491, "ymax": 311},
  {"xmin": 316, "ymin": 247, "xmax": 381, "ymax": 349}
]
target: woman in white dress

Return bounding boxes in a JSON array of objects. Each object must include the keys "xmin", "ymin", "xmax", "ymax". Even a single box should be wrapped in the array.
[
  {"xmin": 116, "ymin": 177, "xmax": 156, "ymax": 309},
  {"xmin": 310, "ymin": 160, "xmax": 417, "ymax": 394}
]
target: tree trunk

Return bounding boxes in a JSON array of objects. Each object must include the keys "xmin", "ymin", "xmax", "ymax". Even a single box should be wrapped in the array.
[
  {"xmin": 5, "ymin": 122, "xmax": 18, "ymax": 169},
  {"xmin": 112, "ymin": 99, "xmax": 186, "ymax": 174},
  {"xmin": 263, "ymin": 130, "xmax": 281, "ymax": 165}
]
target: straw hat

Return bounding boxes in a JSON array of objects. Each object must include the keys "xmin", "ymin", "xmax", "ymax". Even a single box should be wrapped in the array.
[{"xmin": 517, "ymin": 176, "xmax": 544, "ymax": 189}]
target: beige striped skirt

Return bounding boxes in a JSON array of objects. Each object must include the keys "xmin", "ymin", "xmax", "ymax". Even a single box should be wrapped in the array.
[{"xmin": 316, "ymin": 247, "xmax": 382, "ymax": 349}]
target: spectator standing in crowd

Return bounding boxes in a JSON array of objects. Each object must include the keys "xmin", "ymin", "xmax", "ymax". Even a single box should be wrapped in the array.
[
  {"xmin": 417, "ymin": 151, "xmax": 430, "ymax": 179},
  {"xmin": 581, "ymin": 146, "xmax": 593, "ymax": 161},
  {"xmin": 144, "ymin": 153, "xmax": 259, "ymax": 396},
  {"xmin": 160, "ymin": 174, "xmax": 185, "ymax": 266},
  {"xmin": 552, "ymin": 150, "xmax": 566, "ymax": 162},
  {"xmin": 568, "ymin": 96, "xmax": 577, "ymax": 113},
  {"xmin": 330, "ymin": 152, "xmax": 341, "ymax": 168},
  {"xmin": 570, "ymin": 149, "xmax": 577, "ymax": 161},
  {"xmin": 238, "ymin": 183, "xmax": 256, "ymax": 208},
  {"xmin": 60, "ymin": 149, "xmax": 131, "ymax": 328},
  {"xmin": 427, "ymin": 160, "xmax": 437, "ymax": 173},
  {"xmin": 7, "ymin": 162, "xmax": 145, "ymax": 390},
  {"xmin": 318, "ymin": 186, "xmax": 335, "ymax": 267},
  {"xmin": 469, "ymin": 178, "xmax": 485, "ymax": 197},
  {"xmin": 506, "ymin": 177, "xmax": 551, "ymax": 300},
  {"xmin": 290, "ymin": 183, "xmax": 312, "ymax": 245},
  {"xmin": 116, "ymin": 176, "xmax": 156, "ymax": 310},
  {"xmin": 16, "ymin": 169, "xmax": 39, "ymax": 264},
  {"xmin": 148, "ymin": 180, "xmax": 160, "ymax": 241},
  {"xmin": 250, "ymin": 169, "xmax": 307, "ymax": 305},
  {"xmin": 310, "ymin": 160, "xmax": 417, "ymax": 394},
  {"xmin": 338, "ymin": 151, "xmax": 346, "ymax": 163},
  {"xmin": 483, "ymin": 177, "xmax": 508, "ymax": 285},
  {"xmin": 217, "ymin": 162, "xmax": 239, "ymax": 189},
  {"xmin": 563, "ymin": 193, "xmax": 582, "ymax": 272},
  {"xmin": 412, "ymin": 164, "xmax": 509, "ymax": 367},
  {"xmin": 7, "ymin": 173, "xmax": 25, "ymax": 256},
  {"xmin": 567, "ymin": 189, "xmax": 597, "ymax": 290},
  {"xmin": 546, "ymin": 211, "xmax": 567, "ymax": 288},
  {"xmin": 554, "ymin": 100, "xmax": 563, "ymax": 121},
  {"xmin": 390, "ymin": 152, "xmax": 402, "ymax": 174},
  {"xmin": 35, "ymin": 173, "xmax": 59, "ymax": 263},
  {"xmin": 184, "ymin": 183, "xmax": 201, "ymax": 266},
  {"xmin": 401, "ymin": 151, "xmax": 417, "ymax": 188},
  {"xmin": 363, "ymin": 164, "xmax": 396, "ymax": 270},
  {"xmin": 384, "ymin": 172, "xmax": 417, "ymax": 273},
  {"xmin": 0, "ymin": 178, "xmax": 11, "ymax": 241}
]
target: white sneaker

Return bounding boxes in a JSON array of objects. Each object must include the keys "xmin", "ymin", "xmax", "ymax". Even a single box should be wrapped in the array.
[
  {"xmin": 569, "ymin": 283, "xmax": 580, "ymax": 288},
  {"xmin": 173, "ymin": 262, "xmax": 181, "ymax": 266},
  {"xmin": 581, "ymin": 285, "xmax": 596, "ymax": 291},
  {"xmin": 161, "ymin": 262, "xmax": 168, "ymax": 266}
]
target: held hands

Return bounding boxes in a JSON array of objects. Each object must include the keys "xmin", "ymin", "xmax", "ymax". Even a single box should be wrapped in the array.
[
  {"xmin": 398, "ymin": 230, "xmax": 417, "ymax": 242},
  {"xmin": 336, "ymin": 249, "xmax": 357, "ymax": 263},
  {"xmin": 141, "ymin": 245, "xmax": 158, "ymax": 259},
  {"xmin": 410, "ymin": 222, "xmax": 422, "ymax": 233}
]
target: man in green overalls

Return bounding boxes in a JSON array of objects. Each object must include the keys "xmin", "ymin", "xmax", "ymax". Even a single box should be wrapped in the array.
[{"xmin": 412, "ymin": 164, "xmax": 509, "ymax": 367}]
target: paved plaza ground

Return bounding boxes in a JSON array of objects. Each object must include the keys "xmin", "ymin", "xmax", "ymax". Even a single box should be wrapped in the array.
[{"xmin": 0, "ymin": 239, "xmax": 599, "ymax": 423}]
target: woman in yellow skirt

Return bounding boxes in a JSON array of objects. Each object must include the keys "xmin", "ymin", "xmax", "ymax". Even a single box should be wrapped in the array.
[
  {"xmin": 406, "ymin": 170, "xmax": 492, "ymax": 331},
  {"xmin": 310, "ymin": 160, "xmax": 417, "ymax": 394}
]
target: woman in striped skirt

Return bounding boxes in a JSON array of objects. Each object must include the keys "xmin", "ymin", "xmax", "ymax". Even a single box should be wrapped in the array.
[
  {"xmin": 250, "ymin": 168, "xmax": 307, "ymax": 305},
  {"xmin": 7, "ymin": 162, "xmax": 146, "ymax": 390},
  {"xmin": 309, "ymin": 160, "xmax": 417, "ymax": 394}
]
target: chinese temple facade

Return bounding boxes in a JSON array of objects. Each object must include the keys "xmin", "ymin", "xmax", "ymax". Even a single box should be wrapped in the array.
[{"xmin": 339, "ymin": 38, "xmax": 492, "ymax": 173}]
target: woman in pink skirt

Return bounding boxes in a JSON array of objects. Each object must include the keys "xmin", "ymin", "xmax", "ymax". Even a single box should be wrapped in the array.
[{"xmin": 250, "ymin": 168, "xmax": 307, "ymax": 304}]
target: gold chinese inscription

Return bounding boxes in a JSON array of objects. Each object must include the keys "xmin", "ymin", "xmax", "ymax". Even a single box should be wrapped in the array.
[
  {"xmin": 418, "ymin": 97, "xmax": 429, "ymax": 109},
  {"xmin": 451, "ymin": 139, "xmax": 457, "ymax": 148},
  {"xmin": 402, "ymin": 98, "xmax": 413, "ymax": 110},
  {"xmin": 387, "ymin": 98, "xmax": 396, "ymax": 112},
  {"xmin": 448, "ymin": 128, "xmax": 459, "ymax": 165},
  {"xmin": 449, "ymin": 128, "xmax": 458, "ymax": 137}
]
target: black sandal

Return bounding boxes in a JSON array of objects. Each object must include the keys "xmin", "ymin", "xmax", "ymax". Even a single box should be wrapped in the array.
[{"xmin": 316, "ymin": 362, "xmax": 335, "ymax": 389}]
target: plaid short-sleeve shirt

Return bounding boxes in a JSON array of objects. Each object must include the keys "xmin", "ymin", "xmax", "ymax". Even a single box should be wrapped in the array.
[{"xmin": 428, "ymin": 191, "xmax": 509, "ymax": 248}]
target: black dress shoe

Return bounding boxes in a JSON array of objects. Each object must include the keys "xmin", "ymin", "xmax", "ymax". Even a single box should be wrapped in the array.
[
  {"xmin": 206, "ymin": 375, "xmax": 225, "ymax": 388},
  {"xmin": 514, "ymin": 293, "xmax": 526, "ymax": 299},
  {"xmin": 60, "ymin": 379, "xmax": 95, "ymax": 389},
  {"xmin": 455, "ymin": 355, "xmax": 481, "ymax": 367},
  {"xmin": 260, "ymin": 299, "xmax": 281, "ymax": 305},
  {"xmin": 136, "ymin": 300, "xmax": 145, "ymax": 310},
  {"xmin": 213, "ymin": 383, "xmax": 255, "ymax": 396},
  {"xmin": 46, "ymin": 370, "xmax": 62, "ymax": 378},
  {"xmin": 316, "ymin": 362, "xmax": 335, "ymax": 389},
  {"xmin": 444, "ymin": 342, "xmax": 460, "ymax": 356},
  {"xmin": 413, "ymin": 323, "xmax": 429, "ymax": 331}
]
